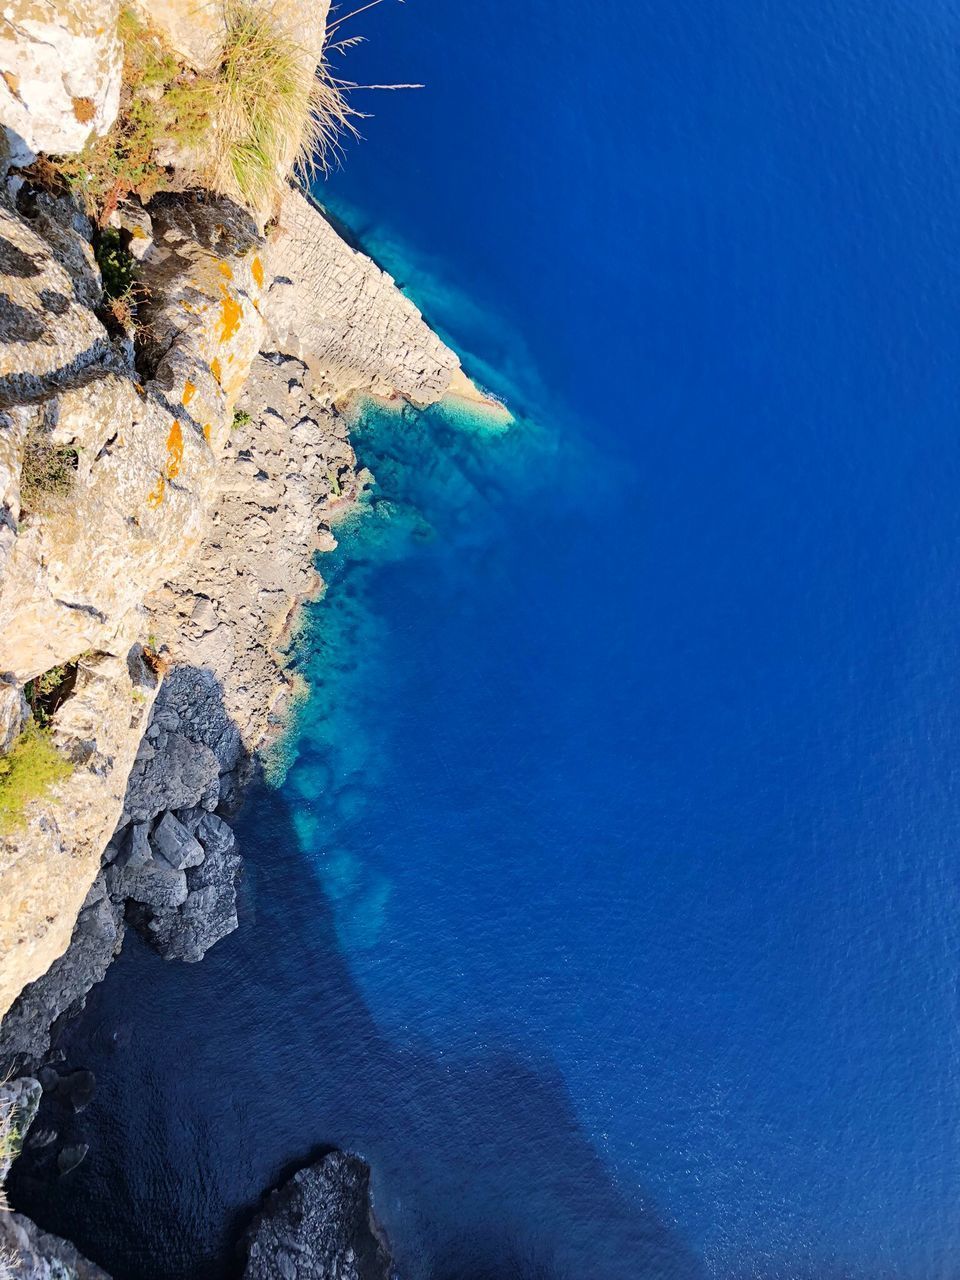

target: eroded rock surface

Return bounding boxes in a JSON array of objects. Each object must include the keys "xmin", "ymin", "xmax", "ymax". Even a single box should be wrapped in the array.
[
  {"xmin": 0, "ymin": 0, "xmax": 122, "ymax": 164},
  {"xmin": 264, "ymin": 188, "xmax": 461, "ymax": 408},
  {"xmin": 243, "ymin": 1152, "xmax": 391, "ymax": 1280}
]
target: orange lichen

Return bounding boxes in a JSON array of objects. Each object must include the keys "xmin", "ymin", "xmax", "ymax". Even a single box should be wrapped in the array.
[
  {"xmin": 146, "ymin": 475, "xmax": 165, "ymax": 508},
  {"xmin": 210, "ymin": 357, "xmax": 222, "ymax": 385},
  {"xmin": 251, "ymin": 256, "xmax": 264, "ymax": 289},
  {"xmin": 202, "ymin": 424, "xmax": 211, "ymax": 442},
  {"xmin": 165, "ymin": 420, "xmax": 184, "ymax": 479},
  {"xmin": 182, "ymin": 381, "xmax": 197, "ymax": 406},
  {"xmin": 218, "ymin": 261, "xmax": 233, "ymax": 280},
  {"xmin": 217, "ymin": 285, "xmax": 242, "ymax": 344}
]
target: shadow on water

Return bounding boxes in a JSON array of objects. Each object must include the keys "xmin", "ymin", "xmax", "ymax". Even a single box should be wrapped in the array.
[{"xmin": 9, "ymin": 782, "xmax": 705, "ymax": 1280}]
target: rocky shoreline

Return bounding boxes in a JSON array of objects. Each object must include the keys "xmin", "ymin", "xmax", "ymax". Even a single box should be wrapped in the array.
[{"xmin": 0, "ymin": 0, "xmax": 494, "ymax": 1272}]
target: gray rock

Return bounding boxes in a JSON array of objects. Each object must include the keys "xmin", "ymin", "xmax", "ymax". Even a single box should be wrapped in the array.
[
  {"xmin": 113, "ymin": 823, "xmax": 152, "ymax": 871},
  {"xmin": 25, "ymin": 1125, "xmax": 57, "ymax": 1151},
  {"xmin": 195, "ymin": 812, "xmax": 236, "ymax": 857},
  {"xmin": 106, "ymin": 857, "xmax": 188, "ymax": 911},
  {"xmin": 143, "ymin": 845, "xmax": 240, "ymax": 963},
  {"xmin": 242, "ymin": 1152, "xmax": 391, "ymax": 1280},
  {"xmin": 150, "ymin": 812, "xmax": 205, "ymax": 870},
  {"xmin": 57, "ymin": 1143, "xmax": 89, "ymax": 1175},
  {"xmin": 0, "ymin": 887, "xmax": 123, "ymax": 1071},
  {"xmin": 0, "ymin": 1076, "xmax": 41, "ymax": 1182},
  {"xmin": 125, "ymin": 730, "xmax": 220, "ymax": 823},
  {"xmin": 0, "ymin": 1211, "xmax": 111, "ymax": 1279}
]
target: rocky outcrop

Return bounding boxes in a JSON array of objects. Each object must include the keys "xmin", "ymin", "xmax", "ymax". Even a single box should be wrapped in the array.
[
  {"xmin": 243, "ymin": 1152, "xmax": 391, "ymax": 1280},
  {"xmin": 264, "ymin": 188, "xmax": 461, "ymax": 408},
  {"xmin": 0, "ymin": 1212, "xmax": 112, "ymax": 1279},
  {"xmin": 0, "ymin": 1074, "xmax": 110, "ymax": 1278},
  {"xmin": 0, "ymin": 0, "xmax": 122, "ymax": 165},
  {"xmin": 0, "ymin": 183, "xmax": 267, "ymax": 1022}
]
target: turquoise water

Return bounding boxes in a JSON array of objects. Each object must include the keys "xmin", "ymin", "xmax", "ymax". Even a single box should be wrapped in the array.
[{"xmin": 14, "ymin": 0, "xmax": 960, "ymax": 1276}]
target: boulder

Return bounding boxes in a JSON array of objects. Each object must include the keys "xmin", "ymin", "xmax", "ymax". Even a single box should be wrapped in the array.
[
  {"xmin": 0, "ymin": 0, "xmax": 122, "ymax": 164},
  {"xmin": 150, "ymin": 811, "xmax": 204, "ymax": 870},
  {"xmin": 242, "ymin": 1151, "xmax": 391, "ymax": 1280}
]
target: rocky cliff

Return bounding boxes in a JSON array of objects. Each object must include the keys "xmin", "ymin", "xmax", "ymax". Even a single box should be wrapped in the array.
[{"xmin": 0, "ymin": 0, "xmax": 481, "ymax": 1271}]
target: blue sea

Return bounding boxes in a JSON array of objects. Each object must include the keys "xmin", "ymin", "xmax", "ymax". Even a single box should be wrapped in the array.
[{"xmin": 12, "ymin": 0, "xmax": 960, "ymax": 1277}]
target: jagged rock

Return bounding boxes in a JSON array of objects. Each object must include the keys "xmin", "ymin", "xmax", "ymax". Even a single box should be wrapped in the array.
[
  {"xmin": 56, "ymin": 1142, "xmax": 88, "ymax": 1175},
  {"xmin": 243, "ymin": 1152, "xmax": 391, "ymax": 1280},
  {"xmin": 52, "ymin": 1067, "xmax": 95, "ymax": 1112},
  {"xmin": 150, "ymin": 811, "xmax": 204, "ymax": 870},
  {"xmin": 194, "ymin": 811, "xmax": 235, "ymax": 857},
  {"xmin": 25, "ymin": 1125, "xmax": 57, "ymax": 1151},
  {"xmin": 139, "ymin": 841, "xmax": 240, "ymax": 963},
  {"xmin": 0, "ymin": 873, "xmax": 124, "ymax": 1072},
  {"xmin": 0, "ymin": 0, "xmax": 122, "ymax": 164},
  {"xmin": 124, "ymin": 732, "xmax": 221, "ymax": 823},
  {"xmin": 0, "ymin": 1075, "xmax": 41, "ymax": 1181},
  {"xmin": 263, "ymin": 190, "xmax": 461, "ymax": 408},
  {"xmin": 106, "ymin": 855, "xmax": 188, "ymax": 911},
  {"xmin": 0, "ymin": 1212, "xmax": 110, "ymax": 1279},
  {"xmin": 112, "ymin": 822, "xmax": 152, "ymax": 870}
]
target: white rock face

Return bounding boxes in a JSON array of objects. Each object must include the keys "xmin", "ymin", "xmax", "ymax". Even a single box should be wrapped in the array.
[
  {"xmin": 263, "ymin": 188, "xmax": 462, "ymax": 407},
  {"xmin": 0, "ymin": 0, "xmax": 122, "ymax": 163}
]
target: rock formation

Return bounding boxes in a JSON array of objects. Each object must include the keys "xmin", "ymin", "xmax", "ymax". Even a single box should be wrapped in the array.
[
  {"xmin": 243, "ymin": 1153, "xmax": 392, "ymax": 1280},
  {"xmin": 0, "ymin": 0, "xmax": 483, "ymax": 1272}
]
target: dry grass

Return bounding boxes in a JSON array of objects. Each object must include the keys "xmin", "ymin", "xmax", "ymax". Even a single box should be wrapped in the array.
[
  {"xmin": 36, "ymin": 1, "xmax": 417, "ymax": 218},
  {"xmin": 193, "ymin": 0, "xmax": 362, "ymax": 210},
  {"xmin": 19, "ymin": 430, "xmax": 77, "ymax": 516}
]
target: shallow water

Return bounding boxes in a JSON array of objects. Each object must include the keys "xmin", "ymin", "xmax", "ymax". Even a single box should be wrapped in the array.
[{"xmin": 11, "ymin": 0, "xmax": 960, "ymax": 1276}]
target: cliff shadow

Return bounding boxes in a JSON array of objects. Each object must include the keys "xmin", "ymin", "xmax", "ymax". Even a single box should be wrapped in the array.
[{"xmin": 9, "ymin": 780, "xmax": 706, "ymax": 1280}]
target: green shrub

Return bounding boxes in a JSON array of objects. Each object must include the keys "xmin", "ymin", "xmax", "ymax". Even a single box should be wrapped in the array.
[
  {"xmin": 232, "ymin": 408, "xmax": 252, "ymax": 430},
  {"xmin": 95, "ymin": 227, "xmax": 137, "ymax": 300},
  {"xmin": 0, "ymin": 724, "xmax": 73, "ymax": 838}
]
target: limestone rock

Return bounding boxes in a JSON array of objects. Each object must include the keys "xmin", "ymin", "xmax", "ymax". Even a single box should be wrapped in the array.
[
  {"xmin": 0, "ymin": 652, "xmax": 154, "ymax": 1028},
  {"xmin": 0, "ymin": 878, "xmax": 123, "ymax": 1070},
  {"xmin": 143, "ymin": 0, "xmax": 331, "ymax": 74},
  {"xmin": 243, "ymin": 1152, "xmax": 391, "ymax": 1280},
  {"xmin": 0, "ymin": 0, "xmax": 122, "ymax": 164},
  {"xmin": 263, "ymin": 189, "xmax": 461, "ymax": 408}
]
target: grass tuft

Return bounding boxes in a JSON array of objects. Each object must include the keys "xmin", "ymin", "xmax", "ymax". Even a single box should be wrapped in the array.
[
  {"xmin": 19, "ymin": 430, "xmax": 78, "ymax": 515},
  {"xmin": 195, "ymin": 0, "xmax": 360, "ymax": 210},
  {"xmin": 0, "ymin": 723, "xmax": 73, "ymax": 838}
]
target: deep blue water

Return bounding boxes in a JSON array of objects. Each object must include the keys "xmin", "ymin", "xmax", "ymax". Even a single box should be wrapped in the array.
[{"xmin": 12, "ymin": 0, "xmax": 960, "ymax": 1277}]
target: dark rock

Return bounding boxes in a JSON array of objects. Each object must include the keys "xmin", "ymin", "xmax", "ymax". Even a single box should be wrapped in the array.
[
  {"xmin": 0, "ymin": 886, "xmax": 124, "ymax": 1071},
  {"xmin": 242, "ymin": 1151, "xmax": 391, "ymax": 1280},
  {"xmin": 113, "ymin": 821, "xmax": 152, "ymax": 870},
  {"xmin": 0, "ymin": 1212, "xmax": 111, "ymax": 1279},
  {"xmin": 106, "ymin": 856, "xmax": 188, "ymax": 911},
  {"xmin": 150, "ymin": 811, "xmax": 205, "ymax": 870},
  {"xmin": 25, "ymin": 1125, "xmax": 58, "ymax": 1150},
  {"xmin": 57, "ymin": 1143, "xmax": 89, "ymax": 1175},
  {"xmin": 56, "ymin": 1067, "xmax": 95, "ymax": 1111},
  {"xmin": 37, "ymin": 1064, "xmax": 59, "ymax": 1092},
  {"xmin": 195, "ymin": 811, "xmax": 236, "ymax": 857}
]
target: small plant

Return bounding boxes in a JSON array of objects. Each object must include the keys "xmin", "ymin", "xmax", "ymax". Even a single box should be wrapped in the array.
[
  {"xmin": 0, "ymin": 723, "xmax": 73, "ymax": 838},
  {"xmin": 19, "ymin": 430, "xmax": 78, "ymax": 515},
  {"xmin": 232, "ymin": 408, "xmax": 252, "ymax": 430},
  {"xmin": 24, "ymin": 661, "xmax": 79, "ymax": 727},
  {"xmin": 95, "ymin": 226, "xmax": 137, "ymax": 299}
]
